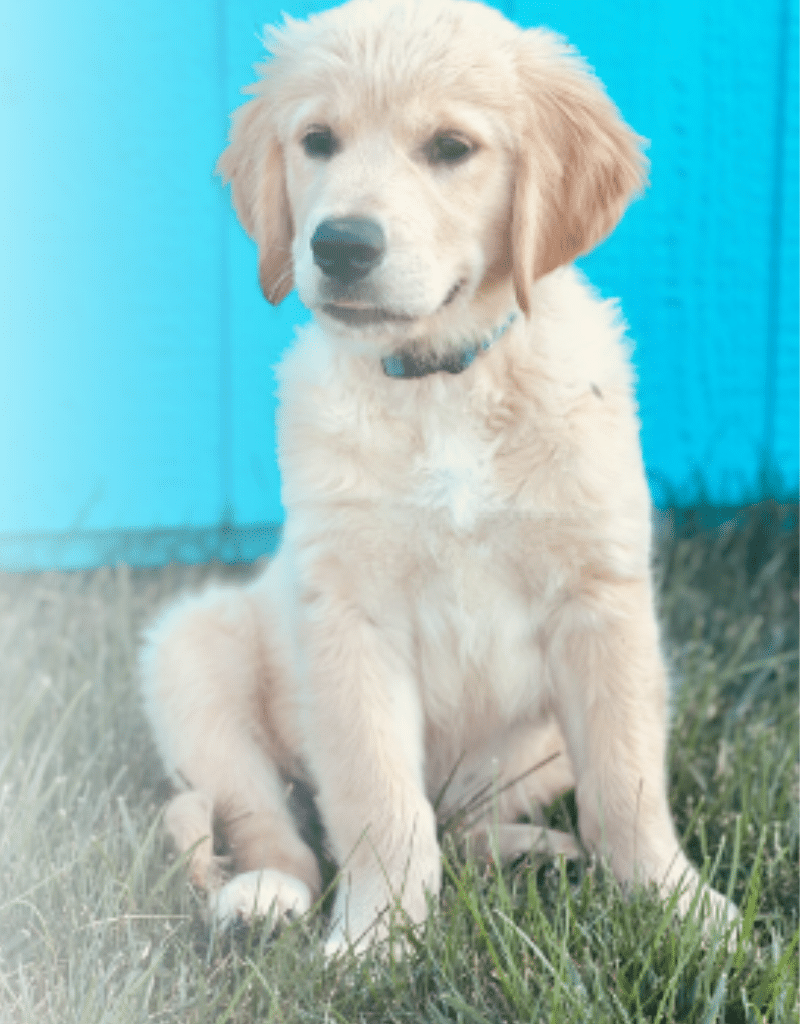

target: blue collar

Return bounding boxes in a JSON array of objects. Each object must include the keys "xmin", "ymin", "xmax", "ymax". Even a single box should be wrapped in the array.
[{"xmin": 381, "ymin": 312, "xmax": 517, "ymax": 379}]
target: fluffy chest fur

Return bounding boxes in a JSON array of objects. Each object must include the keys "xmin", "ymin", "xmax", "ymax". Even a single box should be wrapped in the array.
[
  {"xmin": 408, "ymin": 425, "xmax": 501, "ymax": 532},
  {"xmin": 276, "ymin": 268, "xmax": 648, "ymax": 548},
  {"xmin": 272, "ymin": 271, "xmax": 644, "ymax": 739}
]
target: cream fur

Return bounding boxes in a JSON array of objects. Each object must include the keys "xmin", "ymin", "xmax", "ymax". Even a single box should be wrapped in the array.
[{"xmin": 141, "ymin": 0, "xmax": 737, "ymax": 953}]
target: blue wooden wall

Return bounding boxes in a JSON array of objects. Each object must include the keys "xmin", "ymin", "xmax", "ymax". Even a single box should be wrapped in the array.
[{"xmin": 0, "ymin": 0, "xmax": 797, "ymax": 570}]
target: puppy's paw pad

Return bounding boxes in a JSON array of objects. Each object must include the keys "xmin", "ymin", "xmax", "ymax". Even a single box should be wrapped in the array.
[{"xmin": 211, "ymin": 869, "xmax": 311, "ymax": 929}]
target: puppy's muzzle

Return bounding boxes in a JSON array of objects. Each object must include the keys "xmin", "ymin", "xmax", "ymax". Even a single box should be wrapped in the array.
[{"xmin": 311, "ymin": 218, "xmax": 386, "ymax": 284}]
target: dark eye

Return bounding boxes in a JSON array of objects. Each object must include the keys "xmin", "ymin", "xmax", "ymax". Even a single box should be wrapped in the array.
[
  {"xmin": 301, "ymin": 126, "xmax": 338, "ymax": 159},
  {"xmin": 425, "ymin": 133, "xmax": 474, "ymax": 165}
]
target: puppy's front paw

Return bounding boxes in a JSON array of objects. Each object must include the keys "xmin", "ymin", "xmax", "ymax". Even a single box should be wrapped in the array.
[
  {"xmin": 324, "ymin": 840, "xmax": 441, "ymax": 958},
  {"xmin": 693, "ymin": 884, "xmax": 741, "ymax": 950},
  {"xmin": 323, "ymin": 910, "xmax": 412, "ymax": 961},
  {"xmin": 660, "ymin": 860, "xmax": 740, "ymax": 950},
  {"xmin": 323, "ymin": 922, "xmax": 360, "ymax": 960},
  {"xmin": 211, "ymin": 869, "xmax": 311, "ymax": 929}
]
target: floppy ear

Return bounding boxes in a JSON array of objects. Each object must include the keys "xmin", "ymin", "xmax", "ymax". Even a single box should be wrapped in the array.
[
  {"xmin": 512, "ymin": 30, "xmax": 649, "ymax": 315},
  {"xmin": 216, "ymin": 98, "xmax": 295, "ymax": 305}
]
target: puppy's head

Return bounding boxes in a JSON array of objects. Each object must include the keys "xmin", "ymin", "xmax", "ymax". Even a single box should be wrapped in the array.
[{"xmin": 218, "ymin": 0, "xmax": 647, "ymax": 349}]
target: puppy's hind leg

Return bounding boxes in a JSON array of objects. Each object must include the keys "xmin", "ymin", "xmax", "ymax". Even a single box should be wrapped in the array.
[
  {"xmin": 468, "ymin": 822, "xmax": 581, "ymax": 864},
  {"xmin": 141, "ymin": 580, "xmax": 321, "ymax": 928},
  {"xmin": 460, "ymin": 720, "xmax": 581, "ymax": 866},
  {"xmin": 162, "ymin": 789, "xmax": 229, "ymax": 891}
]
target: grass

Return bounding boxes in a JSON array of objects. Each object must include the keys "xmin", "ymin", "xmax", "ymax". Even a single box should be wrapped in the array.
[{"xmin": 0, "ymin": 502, "xmax": 797, "ymax": 1023}]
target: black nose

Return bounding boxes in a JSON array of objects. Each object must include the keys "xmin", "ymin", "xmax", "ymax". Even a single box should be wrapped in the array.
[{"xmin": 311, "ymin": 218, "xmax": 385, "ymax": 283}]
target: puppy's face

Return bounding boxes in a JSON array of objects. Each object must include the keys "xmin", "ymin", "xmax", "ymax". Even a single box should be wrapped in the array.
[
  {"xmin": 284, "ymin": 96, "xmax": 514, "ymax": 346},
  {"xmin": 218, "ymin": 0, "xmax": 648, "ymax": 352}
]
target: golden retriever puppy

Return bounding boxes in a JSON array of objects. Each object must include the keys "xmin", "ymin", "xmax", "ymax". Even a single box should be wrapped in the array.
[{"xmin": 141, "ymin": 0, "xmax": 738, "ymax": 954}]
